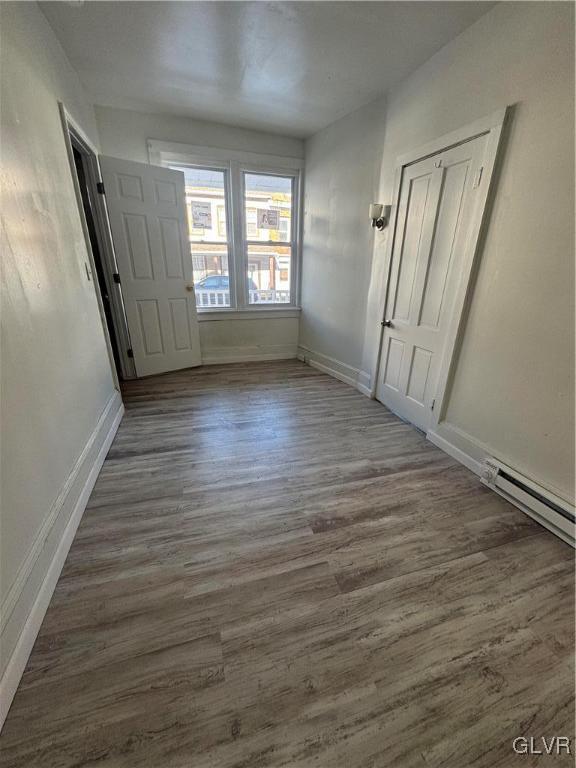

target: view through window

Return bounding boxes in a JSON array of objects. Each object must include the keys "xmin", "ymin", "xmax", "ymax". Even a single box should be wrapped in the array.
[
  {"xmin": 244, "ymin": 173, "xmax": 292, "ymax": 305},
  {"xmin": 175, "ymin": 165, "xmax": 230, "ymax": 308}
]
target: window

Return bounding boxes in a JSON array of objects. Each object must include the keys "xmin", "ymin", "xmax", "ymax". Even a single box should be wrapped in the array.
[
  {"xmin": 162, "ymin": 147, "xmax": 301, "ymax": 312},
  {"xmin": 243, "ymin": 173, "xmax": 293, "ymax": 305},
  {"xmin": 174, "ymin": 165, "xmax": 231, "ymax": 308}
]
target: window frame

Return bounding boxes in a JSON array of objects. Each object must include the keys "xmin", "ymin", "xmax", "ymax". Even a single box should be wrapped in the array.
[{"xmin": 148, "ymin": 140, "xmax": 303, "ymax": 316}]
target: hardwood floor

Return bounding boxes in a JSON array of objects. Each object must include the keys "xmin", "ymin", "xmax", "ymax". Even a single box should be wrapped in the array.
[{"xmin": 1, "ymin": 360, "xmax": 574, "ymax": 767}]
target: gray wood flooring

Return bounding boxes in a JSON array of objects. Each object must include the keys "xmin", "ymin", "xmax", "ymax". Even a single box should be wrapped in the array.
[{"xmin": 1, "ymin": 360, "xmax": 574, "ymax": 767}]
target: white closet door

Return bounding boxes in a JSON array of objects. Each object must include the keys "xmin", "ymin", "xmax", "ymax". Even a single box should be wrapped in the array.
[
  {"xmin": 376, "ymin": 134, "xmax": 488, "ymax": 431},
  {"xmin": 99, "ymin": 156, "xmax": 201, "ymax": 377}
]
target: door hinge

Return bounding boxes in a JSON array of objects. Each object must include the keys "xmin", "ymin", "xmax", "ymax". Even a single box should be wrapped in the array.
[
  {"xmin": 472, "ymin": 166, "xmax": 484, "ymax": 189},
  {"xmin": 127, "ymin": 348, "xmax": 134, "ymax": 359},
  {"xmin": 431, "ymin": 399, "xmax": 436, "ymax": 411},
  {"xmin": 112, "ymin": 272, "xmax": 121, "ymax": 284},
  {"xmin": 96, "ymin": 181, "xmax": 105, "ymax": 195}
]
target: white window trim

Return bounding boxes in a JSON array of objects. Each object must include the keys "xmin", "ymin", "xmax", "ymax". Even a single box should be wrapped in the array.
[
  {"xmin": 148, "ymin": 140, "xmax": 304, "ymax": 314},
  {"xmin": 197, "ymin": 307, "xmax": 301, "ymax": 322},
  {"xmin": 147, "ymin": 139, "xmax": 304, "ymax": 171}
]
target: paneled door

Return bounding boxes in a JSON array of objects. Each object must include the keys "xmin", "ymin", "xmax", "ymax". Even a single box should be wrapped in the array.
[
  {"xmin": 99, "ymin": 156, "xmax": 201, "ymax": 377},
  {"xmin": 376, "ymin": 134, "xmax": 489, "ymax": 432}
]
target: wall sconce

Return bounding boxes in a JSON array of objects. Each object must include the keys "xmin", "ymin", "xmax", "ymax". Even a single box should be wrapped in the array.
[{"xmin": 369, "ymin": 203, "xmax": 388, "ymax": 231}]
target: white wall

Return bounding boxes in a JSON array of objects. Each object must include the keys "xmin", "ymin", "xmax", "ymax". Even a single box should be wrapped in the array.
[
  {"xmin": 95, "ymin": 105, "xmax": 304, "ymax": 361},
  {"xmin": 95, "ymin": 106, "xmax": 304, "ymax": 164},
  {"xmin": 299, "ymin": 97, "xmax": 387, "ymax": 385},
  {"xmin": 0, "ymin": 2, "xmax": 122, "ymax": 719},
  {"xmin": 199, "ymin": 316, "xmax": 299, "ymax": 364},
  {"xmin": 304, "ymin": 2, "xmax": 575, "ymax": 503}
]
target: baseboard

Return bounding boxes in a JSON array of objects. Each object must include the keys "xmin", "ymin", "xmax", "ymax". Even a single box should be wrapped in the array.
[
  {"xmin": 428, "ymin": 422, "xmax": 575, "ymax": 500},
  {"xmin": 427, "ymin": 423, "xmax": 575, "ymax": 544},
  {"xmin": 201, "ymin": 344, "xmax": 297, "ymax": 365},
  {"xmin": 0, "ymin": 390, "xmax": 124, "ymax": 730},
  {"xmin": 297, "ymin": 345, "xmax": 372, "ymax": 397},
  {"xmin": 427, "ymin": 423, "xmax": 484, "ymax": 476}
]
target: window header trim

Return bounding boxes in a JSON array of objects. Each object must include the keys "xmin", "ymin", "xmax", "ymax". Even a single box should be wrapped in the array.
[{"xmin": 147, "ymin": 139, "xmax": 304, "ymax": 171}]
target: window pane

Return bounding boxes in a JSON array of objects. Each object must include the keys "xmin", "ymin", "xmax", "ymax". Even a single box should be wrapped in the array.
[
  {"xmin": 191, "ymin": 244, "xmax": 230, "ymax": 308},
  {"xmin": 172, "ymin": 166, "xmax": 228, "ymax": 243},
  {"xmin": 170, "ymin": 165, "xmax": 230, "ymax": 308},
  {"xmin": 244, "ymin": 173, "xmax": 292, "ymax": 243},
  {"xmin": 247, "ymin": 245, "xmax": 291, "ymax": 304}
]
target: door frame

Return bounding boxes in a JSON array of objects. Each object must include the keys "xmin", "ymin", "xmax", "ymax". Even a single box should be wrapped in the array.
[
  {"xmin": 372, "ymin": 106, "xmax": 512, "ymax": 433},
  {"xmin": 59, "ymin": 103, "xmax": 136, "ymax": 380}
]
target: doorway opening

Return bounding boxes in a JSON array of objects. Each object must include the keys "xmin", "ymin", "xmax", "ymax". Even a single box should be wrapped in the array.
[
  {"xmin": 71, "ymin": 143, "xmax": 122, "ymax": 375},
  {"xmin": 59, "ymin": 104, "xmax": 135, "ymax": 381}
]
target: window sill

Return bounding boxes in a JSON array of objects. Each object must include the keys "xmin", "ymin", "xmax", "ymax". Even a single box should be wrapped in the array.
[{"xmin": 197, "ymin": 307, "xmax": 301, "ymax": 322}]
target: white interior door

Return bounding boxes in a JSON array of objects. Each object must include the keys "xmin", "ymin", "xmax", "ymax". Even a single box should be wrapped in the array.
[
  {"xmin": 376, "ymin": 134, "xmax": 489, "ymax": 432},
  {"xmin": 99, "ymin": 156, "xmax": 201, "ymax": 377}
]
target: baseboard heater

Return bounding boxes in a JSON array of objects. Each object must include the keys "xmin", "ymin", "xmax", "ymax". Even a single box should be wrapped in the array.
[{"xmin": 481, "ymin": 459, "xmax": 575, "ymax": 547}]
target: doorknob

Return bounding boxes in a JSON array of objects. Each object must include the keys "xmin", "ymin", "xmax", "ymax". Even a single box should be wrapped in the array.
[
  {"xmin": 185, "ymin": 284, "xmax": 194, "ymax": 292},
  {"xmin": 381, "ymin": 319, "xmax": 393, "ymax": 327}
]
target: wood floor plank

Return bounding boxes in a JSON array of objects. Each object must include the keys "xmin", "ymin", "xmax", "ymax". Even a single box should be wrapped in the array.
[{"xmin": 1, "ymin": 360, "xmax": 573, "ymax": 767}]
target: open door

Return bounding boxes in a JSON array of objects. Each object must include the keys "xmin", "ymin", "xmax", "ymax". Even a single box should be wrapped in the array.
[{"xmin": 99, "ymin": 156, "xmax": 201, "ymax": 377}]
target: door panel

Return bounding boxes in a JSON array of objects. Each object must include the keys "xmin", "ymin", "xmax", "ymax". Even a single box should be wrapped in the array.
[
  {"xmin": 154, "ymin": 179, "xmax": 178, "ymax": 204},
  {"xmin": 376, "ymin": 134, "xmax": 488, "ymax": 431},
  {"xmin": 124, "ymin": 214, "xmax": 153, "ymax": 279},
  {"xmin": 100, "ymin": 156, "xmax": 201, "ymax": 377},
  {"xmin": 406, "ymin": 346, "xmax": 433, "ymax": 405},
  {"xmin": 383, "ymin": 338, "xmax": 405, "ymax": 391},
  {"xmin": 117, "ymin": 173, "xmax": 144, "ymax": 200},
  {"xmin": 169, "ymin": 298, "xmax": 194, "ymax": 350},
  {"xmin": 138, "ymin": 300, "xmax": 164, "ymax": 355},
  {"xmin": 419, "ymin": 160, "xmax": 469, "ymax": 328},
  {"xmin": 393, "ymin": 174, "xmax": 433, "ymax": 321},
  {"xmin": 159, "ymin": 217, "xmax": 185, "ymax": 279}
]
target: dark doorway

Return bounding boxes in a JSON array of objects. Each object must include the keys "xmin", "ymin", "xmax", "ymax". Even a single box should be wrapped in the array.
[{"xmin": 71, "ymin": 143, "xmax": 123, "ymax": 377}]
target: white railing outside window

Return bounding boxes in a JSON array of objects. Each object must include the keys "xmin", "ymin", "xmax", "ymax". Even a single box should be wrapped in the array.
[
  {"xmin": 195, "ymin": 290, "xmax": 230, "ymax": 308},
  {"xmin": 195, "ymin": 288, "xmax": 291, "ymax": 307},
  {"xmin": 249, "ymin": 289, "xmax": 290, "ymax": 304}
]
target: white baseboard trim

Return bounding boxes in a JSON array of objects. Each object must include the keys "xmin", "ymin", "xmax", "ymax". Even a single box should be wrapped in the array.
[
  {"xmin": 201, "ymin": 344, "xmax": 297, "ymax": 365},
  {"xmin": 0, "ymin": 390, "xmax": 124, "ymax": 730},
  {"xmin": 428, "ymin": 422, "xmax": 576, "ymax": 500},
  {"xmin": 427, "ymin": 424, "xmax": 484, "ymax": 476},
  {"xmin": 297, "ymin": 345, "xmax": 372, "ymax": 397},
  {"xmin": 427, "ymin": 423, "xmax": 575, "ymax": 546}
]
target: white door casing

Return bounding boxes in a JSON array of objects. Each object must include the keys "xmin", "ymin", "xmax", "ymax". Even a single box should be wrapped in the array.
[
  {"xmin": 99, "ymin": 156, "xmax": 201, "ymax": 377},
  {"xmin": 376, "ymin": 133, "xmax": 490, "ymax": 432}
]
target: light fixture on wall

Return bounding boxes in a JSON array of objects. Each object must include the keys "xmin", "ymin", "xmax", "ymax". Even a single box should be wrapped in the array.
[{"xmin": 369, "ymin": 203, "xmax": 388, "ymax": 231}]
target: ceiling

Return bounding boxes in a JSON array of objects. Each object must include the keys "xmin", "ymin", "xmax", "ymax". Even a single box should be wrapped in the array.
[{"xmin": 41, "ymin": 1, "xmax": 494, "ymax": 138}]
